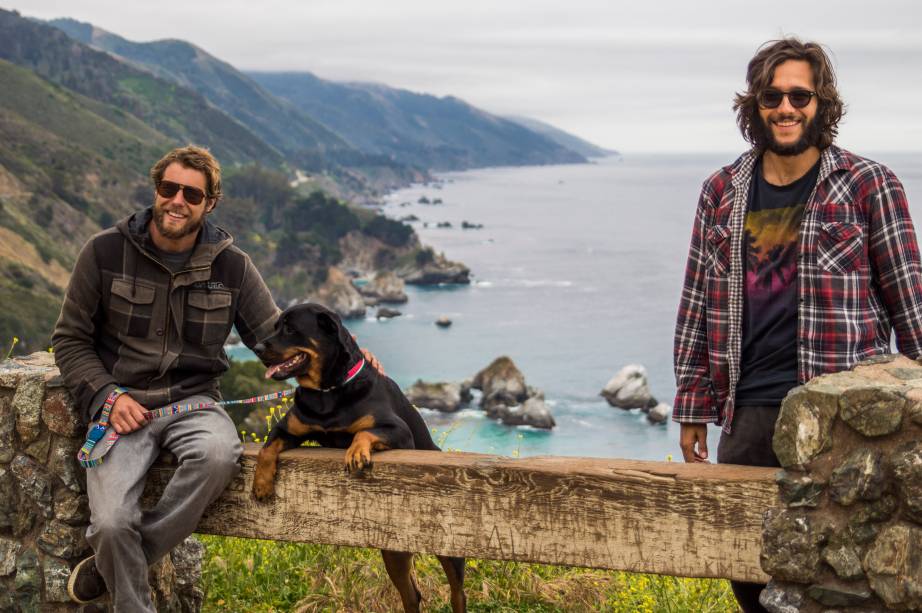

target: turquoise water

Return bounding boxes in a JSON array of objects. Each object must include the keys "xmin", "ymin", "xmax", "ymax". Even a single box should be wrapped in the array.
[{"xmin": 231, "ymin": 152, "xmax": 922, "ymax": 460}]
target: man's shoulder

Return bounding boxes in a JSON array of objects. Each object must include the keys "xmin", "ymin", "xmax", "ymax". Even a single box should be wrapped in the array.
[
  {"xmin": 699, "ymin": 151, "xmax": 753, "ymax": 198},
  {"xmin": 826, "ymin": 145, "xmax": 899, "ymax": 184}
]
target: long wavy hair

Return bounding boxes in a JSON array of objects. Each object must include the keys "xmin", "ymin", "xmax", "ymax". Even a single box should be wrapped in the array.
[{"xmin": 733, "ymin": 38, "xmax": 845, "ymax": 150}]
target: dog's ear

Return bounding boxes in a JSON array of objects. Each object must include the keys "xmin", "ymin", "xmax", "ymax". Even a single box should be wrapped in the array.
[
  {"xmin": 317, "ymin": 311, "xmax": 340, "ymax": 337},
  {"xmin": 317, "ymin": 310, "xmax": 354, "ymax": 354}
]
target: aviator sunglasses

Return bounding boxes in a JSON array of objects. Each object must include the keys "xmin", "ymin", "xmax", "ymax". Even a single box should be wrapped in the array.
[
  {"xmin": 758, "ymin": 88, "xmax": 817, "ymax": 109},
  {"xmin": 155, "ymin": 180, "xmax": 208, "ymax": 205}
]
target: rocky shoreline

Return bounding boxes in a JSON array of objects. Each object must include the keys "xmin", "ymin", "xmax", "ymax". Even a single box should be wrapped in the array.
[{"xmin": 406, "ymin": 356, "xmax": 556, "ymax": 430}]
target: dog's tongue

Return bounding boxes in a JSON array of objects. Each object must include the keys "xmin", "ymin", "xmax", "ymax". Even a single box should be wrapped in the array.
[{"xmin": 264, "ymin": 363, "xmax": 283, "ymax": 379}]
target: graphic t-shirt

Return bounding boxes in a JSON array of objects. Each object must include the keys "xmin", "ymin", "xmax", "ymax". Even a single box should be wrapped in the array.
[{"xmin": 735, "ymin": 158, "xmax": 820, "ymax": 407}]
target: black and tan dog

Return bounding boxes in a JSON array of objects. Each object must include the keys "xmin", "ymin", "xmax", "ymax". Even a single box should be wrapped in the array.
[{"xmin": 251, "ymin": 303, "xmax": 466, "ymax": 613}]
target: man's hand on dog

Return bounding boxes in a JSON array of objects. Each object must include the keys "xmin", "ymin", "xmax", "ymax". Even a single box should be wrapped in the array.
[
  {"xmin": 354, "ymin": 335, "xmax": 385, "ymax": 376},
  {"xmin": 110, "ymin": 393, "xmax": 150, "ymax": 434}
]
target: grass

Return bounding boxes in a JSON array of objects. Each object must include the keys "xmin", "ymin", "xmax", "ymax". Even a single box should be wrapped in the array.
[{"xmin": 198, "ymin": 535, "xmax": 739, "ymax": 612}]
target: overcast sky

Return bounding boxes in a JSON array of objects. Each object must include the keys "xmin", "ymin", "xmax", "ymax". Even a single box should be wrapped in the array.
[{"xmin": 11, "ymin": 0, "xmax": 922, "ymax": 153}]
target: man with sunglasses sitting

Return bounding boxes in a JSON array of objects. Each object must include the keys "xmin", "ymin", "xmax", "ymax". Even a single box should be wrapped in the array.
[
  {"xmin": 51, "ymin": 145, "xmax": 282, "ymax": 610},
  {"xmin": 673, "ymin": 38, "xmax": 922, "ymax": 613}
]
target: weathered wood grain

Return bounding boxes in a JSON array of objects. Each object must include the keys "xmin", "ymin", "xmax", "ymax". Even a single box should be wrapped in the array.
[{"xmin": 144, "ymin": 444, "xmax": 778, "ymax": 582}]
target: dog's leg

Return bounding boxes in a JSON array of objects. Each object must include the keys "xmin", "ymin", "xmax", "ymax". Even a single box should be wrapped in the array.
[
  {"xmin": 436, "ymin": 555, "xmax": 467, "ymax": 613},
  {"xmin": 381, "ymin": 550, "xmax": 421, "ymax": 613},
  {"xmin": 344, "ymin": 430, "xmax": 389, "ymax": 474},
  {"xmin": 344, "ymin": 422, "xmax": 412, "ymax": 475},
  {"xmin": 252, "ymin": 412, "xmax": 316, "ymax": 501}
]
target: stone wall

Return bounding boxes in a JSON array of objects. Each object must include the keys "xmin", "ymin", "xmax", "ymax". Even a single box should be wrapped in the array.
[
  {"xmin": 763, "ymin": 354, "xmax": 922, "ymax": 612},
  {"xmin": 0, "ymin": 353, "xmax": 202, "ymax": 612}
]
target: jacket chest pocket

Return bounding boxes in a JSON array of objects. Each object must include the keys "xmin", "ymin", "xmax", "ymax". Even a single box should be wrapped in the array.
[
  {"xmin": 817, "ymin": 222, "xmax": 864, "ymax": 274},
  {"xmin": 109, "ymin": 279, "xmax": 156, "ymax": 338},
  {"xmin": 183, "ymin": 290, "xmax": 233, "ymax": 346},
  {"xmin": 706, "ymin": 225, "xmax": 732, "ymax": 277}
]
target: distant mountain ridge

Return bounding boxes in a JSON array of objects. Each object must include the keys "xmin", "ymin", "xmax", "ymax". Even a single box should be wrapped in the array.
[
  {"xmin": 249, "ymin": 72, "xmax": 588, "ymax": 171},
  {"xmin": 47, "ymin": 18, "xmax": 355, "ymax": 159},
  {"xmin": 506, "ymin": 116, "xmax": 617, "ymax": 159}
]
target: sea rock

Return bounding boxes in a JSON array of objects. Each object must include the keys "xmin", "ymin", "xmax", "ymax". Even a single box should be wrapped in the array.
[
  {"xmin": 495, "ymin": 397, "xmax": 556, "ymax": 429},
  {"xmin": 401, "ymin": 250, "xmax": 471, "ymax": 285},
  {"xmin": 828, "ymin": 448, "xmax": 886, "ymax": 506},
  {"xmin": 772, "ymin": 384, "xmax": 839, "ymax": 469},
  {"xmin": 376, "ymin": 307, "xmax": 402, "ymax": 319},
  {"xmin": 600, "ymin": 365, "xmax": 657, "ymax": 410},
  {"xmin": 473, "ymin": 357, "xmax": 529, "ymax": 411},
  {"xmin": 839, "ymin": 386, "xmax": 904, "ymax": 437},
  {"xmin": 760, "ymin": 509, "xmax": 828, "ymax": 583},
  {"xmin": 435, "ymin": 316, "xmax": 452, "ymax": 328},
  {"xmin": 310, "ymin": 267, "xmax": 366, "ymax": 319},
  {"xmin": 359, "ymin": 271, "xmax": 408, "ymax": 304},
  {"xmin": 891, "ymin": 441, "xmax": 922, "ymax": 525},
  {"xmin": 864, "ymin": 522, "xmax": 922, "ymax": 609},
  {"xmin": 646, "ymin": 402, "xmax": 671, "ymax": 424},
  {"xmin": 405, "ymin": 381, "xmax": 466, "ymax": 413}
]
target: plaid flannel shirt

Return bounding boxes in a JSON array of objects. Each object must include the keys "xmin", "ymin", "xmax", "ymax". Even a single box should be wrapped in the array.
[{"xmin": 673, "ymin": 145, "xmax": 922, "ymax": 432}]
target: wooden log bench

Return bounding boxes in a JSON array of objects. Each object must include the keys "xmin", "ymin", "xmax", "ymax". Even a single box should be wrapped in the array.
[{"xmin": 144, "ymin": 445, "xmax": 779, "ymax": 583}]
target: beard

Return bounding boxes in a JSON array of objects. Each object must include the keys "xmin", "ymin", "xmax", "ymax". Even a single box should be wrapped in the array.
[
  {"xmin": 753, "ymin": 111, "xmax": 823, "ymax": 156},
  {"xmin": 152, "ymin": 199, "xmax": 205, "ymax": 240}
]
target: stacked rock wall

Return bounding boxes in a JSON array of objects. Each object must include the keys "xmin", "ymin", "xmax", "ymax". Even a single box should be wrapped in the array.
[
  {"xmin": 763, "ymin": 354, "xmax": 922, "ymax": 612},
  {"xmin": 0, "ymin": 353, "xmax": 202, "ymax": 612}
]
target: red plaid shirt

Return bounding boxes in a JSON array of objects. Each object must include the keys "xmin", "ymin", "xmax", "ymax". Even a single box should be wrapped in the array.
[{"xmin": 673, "ymin": 146, "xmax": 922, "ymax": 431}]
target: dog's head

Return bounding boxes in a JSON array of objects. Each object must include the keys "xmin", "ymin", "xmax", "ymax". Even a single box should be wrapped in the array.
[{"xmin": 255, "ymin": 303, "xmax": 361, "ymax": 390}]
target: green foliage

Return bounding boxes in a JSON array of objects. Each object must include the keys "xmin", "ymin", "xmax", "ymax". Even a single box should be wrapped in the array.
[
  {"xmin": 362, "ymin": 214, "xmax": 414, "ymax": 247},
  {"xmin": 199, "ymin": 535, "xmax": 738, "ymax": 612},
  {"xmin": 416, "ymin": 247, "xmax": 436, "ymax": 266},
  {"xmin": 0, "ymin": 281, "xmax": 61, "ymax": 355},
  {"xmin": 224, "ymin": 166, "xmax": 294, "ymax": 227},
  {"xmin": 218, "ymin": 357, "xmax": 287, "ymax": 426},
  {"xmin": 284, "ymin": 191, "xmax": 361, "ymax": 241}
]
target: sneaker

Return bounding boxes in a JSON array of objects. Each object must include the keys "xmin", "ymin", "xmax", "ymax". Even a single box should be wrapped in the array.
[{"xmin": 67, "ymin": 555, "xmax": 107, "ymax": 603}]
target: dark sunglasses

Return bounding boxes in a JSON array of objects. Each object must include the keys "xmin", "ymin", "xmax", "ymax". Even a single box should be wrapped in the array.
[
  {"xmin": 155, "ymin": 180, "xmax": 208, "ymax": 205},
  {"xmin": 758, "ymin": 88, "xmax": 817, "ymax": 109}
]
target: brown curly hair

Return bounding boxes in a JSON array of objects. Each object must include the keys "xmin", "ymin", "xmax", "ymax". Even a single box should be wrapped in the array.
[
  {"xmin": 733, "ymin": 38, "xmax": 845, "ymax": 150},
  {"xmin": 150, "ymin": 145, "xmax": 223, "ymax": 208}
]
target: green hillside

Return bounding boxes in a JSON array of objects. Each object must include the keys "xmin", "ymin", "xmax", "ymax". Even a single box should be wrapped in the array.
[{"xmin": 0, "ymin": 9, "xmax": 282, "ymax": 167}]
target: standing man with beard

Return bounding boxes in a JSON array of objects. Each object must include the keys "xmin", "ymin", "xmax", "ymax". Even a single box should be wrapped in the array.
[
  {"xmin": 52, "ymin": 146, "xmax": 280, "ymax": 610},
  {"xmin": 673, "ymin": 39, "xmax": 922, "ymax": 612}
]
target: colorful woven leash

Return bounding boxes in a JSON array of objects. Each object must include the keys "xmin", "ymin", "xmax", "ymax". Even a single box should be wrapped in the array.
[
  {"xmin": 76, "ymin": 358, "xmax": 366, "ymax": 469},
  {"xmin": 77, "ymin": 387, "xmax": 294, "ymax": 469}
]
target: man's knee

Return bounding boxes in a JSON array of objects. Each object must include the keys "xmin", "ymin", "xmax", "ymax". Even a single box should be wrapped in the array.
[
  {"xmin": 189, "ymin": 435, "xmax": 242, "ymax": 481},
  {"xmin": 89, "ymin": 510, "xmax": 139, "ymax": 543}
]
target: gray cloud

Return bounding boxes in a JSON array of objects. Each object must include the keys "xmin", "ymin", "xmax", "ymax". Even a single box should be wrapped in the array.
[{"xmin": 11, "ymin": 0, "xmax": 922, "ymax": 152}]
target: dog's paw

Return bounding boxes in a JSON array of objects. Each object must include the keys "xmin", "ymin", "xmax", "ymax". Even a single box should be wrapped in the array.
[
  {"xmin": 344, "ymin": 447, "xmax": 373, "ymax": 475},
  {"xmin": 251, "ymin": 475, "xmax": 276, "ymax": 501}
]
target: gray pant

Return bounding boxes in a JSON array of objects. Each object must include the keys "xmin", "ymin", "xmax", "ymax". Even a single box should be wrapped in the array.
[{"xmin": 85, "ymin": 395, "xmax": 242, "ymax": 612}]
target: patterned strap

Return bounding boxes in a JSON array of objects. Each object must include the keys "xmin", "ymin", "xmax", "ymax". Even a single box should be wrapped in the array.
[{"xmin": 77, "ymin": 388, "xmax": 294, "ymax": 469}]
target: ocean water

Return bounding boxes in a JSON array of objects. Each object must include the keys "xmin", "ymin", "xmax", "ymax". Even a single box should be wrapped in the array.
[{"xmin": 233, "ymin": 152, "xmax": 922, "ymax": 461}]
